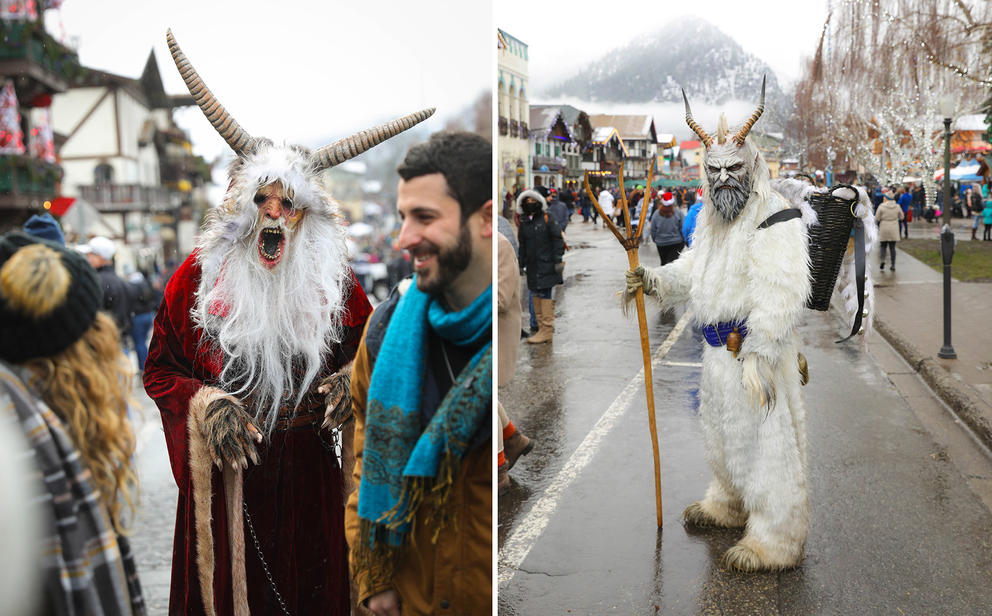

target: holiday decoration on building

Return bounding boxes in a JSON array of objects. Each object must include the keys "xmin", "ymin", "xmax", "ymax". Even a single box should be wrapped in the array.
[
  {"xmin": 0, "ymin": 0, "xmax": 38, "ymax": 21},
  {"xmin": 0, "ymin": 80, "xmax": 25, "ymax": 155},
  {"xmin": 28, "ymin": 108, "xmax": 54, "ymax": 163}
]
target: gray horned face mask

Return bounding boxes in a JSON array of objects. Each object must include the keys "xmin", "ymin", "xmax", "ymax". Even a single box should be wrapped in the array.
[
  {"xmin": 682, "ymin": 77, "xmax": 765, "ymax": 222},
  {"xmin": 705, "ymin": 146, "xmax": 750, "ymax": 221}
]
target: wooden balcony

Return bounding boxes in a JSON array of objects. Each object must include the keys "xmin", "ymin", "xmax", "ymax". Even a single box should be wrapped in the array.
[
  {"xmin": 0, "ymin": 154, "xmax": 59, "ymax": 210},
  {"xmin": 79, "ymin": 184, "xmax": 179, "ymax": 213},
  {"xmin": 0, "ymin": 21, "xmax": 81, "ymax": 96},
  {"xmin": 532, "ymin": 155, "xmax": 565, "ymax": 173}
]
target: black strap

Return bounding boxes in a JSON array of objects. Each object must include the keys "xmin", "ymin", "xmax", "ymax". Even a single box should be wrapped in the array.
[
  {"xmin": 836, "ymin": 217, "xmax": 866, "ymax": 343},
  {"xmin": 757, "ymin": 208, "xmax": 802, "ymax": 229},
  {"xmin": 756, "ymin": 206, "xmax": 867, "ymax": 343}
]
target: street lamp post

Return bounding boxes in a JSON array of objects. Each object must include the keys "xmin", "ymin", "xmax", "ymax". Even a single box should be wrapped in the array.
[{"xmin": 938, "ymin": 95, "xmax": 957, "ymax": 359}]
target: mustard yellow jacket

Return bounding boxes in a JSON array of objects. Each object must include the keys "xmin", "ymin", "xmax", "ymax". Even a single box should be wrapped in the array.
[{"xmin": 345, "ymin": 317, "xmax": 492, "ymax": 615}]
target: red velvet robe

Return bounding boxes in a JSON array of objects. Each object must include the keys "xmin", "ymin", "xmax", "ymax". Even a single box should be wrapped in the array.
[{"xmin": 143, "ymin": 252, "xmax": 372, "ymax": 615}]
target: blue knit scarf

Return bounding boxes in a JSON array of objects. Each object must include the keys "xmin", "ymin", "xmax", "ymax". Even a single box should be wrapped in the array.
[{"xmin": 358, "ymin": 279, "xmax": 492, "ymax": 566}]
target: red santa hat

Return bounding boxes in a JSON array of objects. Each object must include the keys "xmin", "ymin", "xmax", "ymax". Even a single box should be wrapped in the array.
[{"xmin": 662, "ymin": 191, "xmax": 675, "ymax": 206}]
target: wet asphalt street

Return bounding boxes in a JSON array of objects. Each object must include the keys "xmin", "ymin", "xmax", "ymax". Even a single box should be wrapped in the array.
[{"xmin": 498, "ymin": 219, "xmax": 992, "ymax": 615}]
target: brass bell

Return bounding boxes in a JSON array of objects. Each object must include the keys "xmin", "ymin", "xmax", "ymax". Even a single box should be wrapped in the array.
[
  {"xmin": 798, "ymin": 352, "xmax": 809, "ymax": 386},
  {"xmin": 726, "ymin": 327, "xmax": 742, "ymax": 358}
]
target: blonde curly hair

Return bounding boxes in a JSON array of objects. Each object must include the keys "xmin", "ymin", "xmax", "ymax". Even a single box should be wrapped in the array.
[{"xmin": 25, "ymin": 312, "xmax": 138, "ymax": 534}]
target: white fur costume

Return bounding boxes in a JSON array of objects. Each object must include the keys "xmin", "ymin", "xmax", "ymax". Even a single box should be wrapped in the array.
[{"xmin": 631, "ymin": 97, "xmax": 813, "ymax": 570}]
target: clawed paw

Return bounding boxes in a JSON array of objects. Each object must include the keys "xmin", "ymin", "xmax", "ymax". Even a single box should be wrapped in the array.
[
  {"xmin": 721, "ymin": 538, "xmax": 801, "ymax": 572},
  {"xmin": 683, "ymin": 502, "xmax": 720, "ymax": 527},
  {"xmin": 203, "ymin": 397, "xmax": 261, "ymax": 470},
  {"xmin": 683, "ymin": 501, "xmax": 747, "ymax": 528},
  {"xmin": 318, "ymin": 364, "xmax": 353, "ymax": 430}
]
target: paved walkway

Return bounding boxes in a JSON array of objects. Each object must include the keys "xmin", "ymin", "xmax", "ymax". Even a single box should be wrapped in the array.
[{"xmin": 870, "ymin": 216, "xmax": 992, "ymax": 450}]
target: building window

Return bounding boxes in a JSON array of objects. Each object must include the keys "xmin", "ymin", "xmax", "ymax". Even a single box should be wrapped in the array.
[{"xmin": 94, "ymin": 163, "xmax": 113, "ymax": 185}]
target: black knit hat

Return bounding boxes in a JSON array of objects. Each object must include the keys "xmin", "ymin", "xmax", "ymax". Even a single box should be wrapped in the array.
[{"xmin": 0, "ymin": 231, "xmax": 103, "ymax": 362}]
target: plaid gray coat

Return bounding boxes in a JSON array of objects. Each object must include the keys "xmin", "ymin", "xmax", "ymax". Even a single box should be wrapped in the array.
[{"xmin": 0, "ymin": 361, "xmax": 145, "ymax": 616}]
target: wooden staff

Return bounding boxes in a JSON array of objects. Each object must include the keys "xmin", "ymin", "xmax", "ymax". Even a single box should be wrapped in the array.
[{"xmin": 584, "ymin": 158, "xmax": 662, "ymax": 527}]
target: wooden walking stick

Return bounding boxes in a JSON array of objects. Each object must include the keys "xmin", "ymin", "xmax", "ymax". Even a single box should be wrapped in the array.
[{"xmin": 584, "ymin": 158, "xmax": 662, "ymax": 527}]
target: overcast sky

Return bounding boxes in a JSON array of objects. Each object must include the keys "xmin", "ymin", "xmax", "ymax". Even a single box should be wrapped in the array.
[
  {"xmin": 47, "ymin": 0, "xmax": 492, "ymax": 165},
  {"xmin": 497, "ymin": 0, "xmax": 830, "ymax": 91}
]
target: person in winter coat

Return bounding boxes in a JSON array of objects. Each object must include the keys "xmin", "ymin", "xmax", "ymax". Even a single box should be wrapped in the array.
[
  {"xmin": 983, "ymin": 199, "xmax": 992, "ymax": 241},
  {"xmin": 896, "ymin": 188, "xmax": 912, "ymax": 238},
  {"xmin": 127, "ymin": 269, "xmax": 161, "ymax": 373},
  {"xmin": 0, "ymin": 232, "xmax": 145, "ymax": 616},
  {"xmin": 650, "ymin": 191, "xmax": 685, "ymax": 265},
  {"xmin": 876, "ymin": 191, "xmax": 904, "ymax": 271},
  {"xmin": 579, "ymin": 188, "xmax": 594, "ymax": 222},
  {"xmin": 597, "ymin": 187, "xmax": 614, "ymax": 227},
  {"xmin": 78, "ymin": 236, "xmax": 135, "ymax": 348},
  {"xmin": 497, "ymin": 233, "xmax": 533, "ymax": 495},
  {"xmin": 682, "ymin": 188, "xmax": 704, "ymax": 247},
  {"xmin": 516, "ymin": 189, "xmax": 565, "ymax": 344},
  {"xmin": 547, "ymin": 189, "xmax": 570, "ymax": 232}
]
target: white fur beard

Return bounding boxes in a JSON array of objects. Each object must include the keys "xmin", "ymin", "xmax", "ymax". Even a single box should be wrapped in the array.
[{"xmin": 193, "ymin": 211, "xmax": 350, "ymax": 435}]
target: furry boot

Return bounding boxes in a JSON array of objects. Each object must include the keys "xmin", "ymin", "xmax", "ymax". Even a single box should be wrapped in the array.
[{"xmin": 683, "ymin": 477, "xmax": 747, "ymax": 528}]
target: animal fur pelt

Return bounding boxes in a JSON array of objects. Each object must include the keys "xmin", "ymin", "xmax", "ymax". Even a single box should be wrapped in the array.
[{"xmin": 188, "ymin": 386, "xmax": 250, "ymax": 616}]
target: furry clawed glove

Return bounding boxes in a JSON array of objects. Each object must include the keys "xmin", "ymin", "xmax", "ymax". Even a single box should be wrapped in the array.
[
  {"xmin": 203, "ymin": 397, "xmax": 261, "ymax": 470},
  {"xmin": 319, "ymin": 362, "xmax": 353, "ymax": 431},
  {"xmin": 622, "ymin": 265, "xmax": 660, "ymax": 311},
  {"xmin": 742, "ymin": 353, "xmax": 777, "ymax": 411}
]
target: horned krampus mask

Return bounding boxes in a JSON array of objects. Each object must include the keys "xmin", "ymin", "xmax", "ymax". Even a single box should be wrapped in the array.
[
  {"xmin": 683, "ymin": 77, "xmax": 765, "ymax": 222},
  {"xmin": 167, "ymin": 29, "xmax": 433, "ymax": 270},
  {"xmin": 169, "ymin": 30, "xmax": 434, "ymax": 425}
]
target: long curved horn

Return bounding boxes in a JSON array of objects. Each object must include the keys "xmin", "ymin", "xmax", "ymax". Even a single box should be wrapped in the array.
[
  {"xmin": 167, "ymin": 29, "xmax": 254, "ymax": 154},
  {"xmin": 682, "ymin": 89, "xmax": 713, "ymax": 148},
  {"xmin": 733, "ymin": 75, "xmax": 766, "ymax": 146},
  {"xmin": 311, "ymin": 108, "xmax": 436, "ymax": 170}
]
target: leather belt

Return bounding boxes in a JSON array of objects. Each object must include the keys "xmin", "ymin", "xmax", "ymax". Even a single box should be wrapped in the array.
[
  {"xmin": 269, "ymin": 398, "xmax": 324, "ymax": 432},
  {"xmin": 273, "ymin": 408, "xmax": 322, "ymax": 432},
  {"xmin": 701, "ymin": 320, "xmax": 749, "ymax": 348}
]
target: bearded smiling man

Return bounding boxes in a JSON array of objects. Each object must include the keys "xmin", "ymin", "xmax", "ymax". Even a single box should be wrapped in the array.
[
  {"xmin": 345, "ymin": 131, "xmax": 492, "ymax": 616},
  {"xmin": 143, "ymin": 31, "xmax": 433, "ymax": 615}
]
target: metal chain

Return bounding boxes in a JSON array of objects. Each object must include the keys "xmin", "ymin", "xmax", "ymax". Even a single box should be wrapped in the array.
[{"xmin": 243, "ymin": 499, "xmax": 292, "ymax": 616}]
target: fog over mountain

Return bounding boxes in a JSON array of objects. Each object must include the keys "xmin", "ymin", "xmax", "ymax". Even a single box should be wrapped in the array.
[{"xmin": 542, "ymin": 16, "xmax": 792, "ymax": 135}]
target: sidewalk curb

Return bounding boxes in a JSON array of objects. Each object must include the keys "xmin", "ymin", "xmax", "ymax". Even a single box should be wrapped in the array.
[{"xmin": 873, "ymin": 316, "xmax": 992, "ymax": 451}]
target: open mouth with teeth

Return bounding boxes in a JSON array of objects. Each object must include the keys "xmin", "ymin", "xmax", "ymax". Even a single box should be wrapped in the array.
[{"xmin": 258, "ymin": 227, "xmax": 285, "ymax": 269}]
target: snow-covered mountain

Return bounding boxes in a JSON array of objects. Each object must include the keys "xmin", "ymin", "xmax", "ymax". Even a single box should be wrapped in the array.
[{"xmin": 544, "ymin": 17, "xmax": 790, "ymax": 132}]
